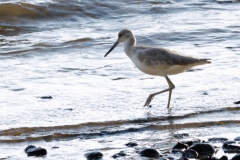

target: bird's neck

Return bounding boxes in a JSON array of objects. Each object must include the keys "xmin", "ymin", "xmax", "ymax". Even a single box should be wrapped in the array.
[{"xmin": 124, "ymin": 36, "xmax": 136, "ymax": 56}]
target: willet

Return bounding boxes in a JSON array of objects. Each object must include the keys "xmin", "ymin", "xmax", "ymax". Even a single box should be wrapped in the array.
[{"xmin": 104, "ymin": 29, "xmax": 211, "ymax": 108}]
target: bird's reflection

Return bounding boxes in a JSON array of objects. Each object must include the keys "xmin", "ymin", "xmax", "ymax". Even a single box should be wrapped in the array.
[{"xmin": 167, "ymin": 107, "xmax": 176, "ymax": 143}]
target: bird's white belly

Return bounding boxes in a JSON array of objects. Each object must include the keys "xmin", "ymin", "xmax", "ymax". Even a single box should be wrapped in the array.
[
  {"xmin": 130, "ymin": 55, "xmax": 194, "ymax": 76},
  {"xmin": 131, "ymin": 57, "xmax": 167, "ymax": 76}
]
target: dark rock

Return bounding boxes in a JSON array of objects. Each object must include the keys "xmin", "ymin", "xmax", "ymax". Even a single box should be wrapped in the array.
[
  {"xmin": 234, "ymin": 136, "xmax": 240, "ymax": 141},
  {"xmin": 40, "ymin": 96, "xmax": 53, "ymax": 99},
  {"xmin": 208, "ymin": 138, "xmax": 228, "ymax": 142},
  {"xmin": 183, "ymin": 141, "xmax": 193, "ymax": 147},
  {"xmin": 182, "ymin": 149, "xmax": 198, "ymax": 158},
  {"xmin": 24, "ymin": 145, "xmax": 36, "ymax": 153},
  {"xmin": 222, "ymin": 141, "xmax": 240, "ymax": 153},
  {"xmin": 85, "ymin": 152, "xmax": 103, "ymax": 159},
  {"xmin": 64, "ymin": 108, "xmax": 73, "ymax": 111},
  {"xmin": 223, "ymin": 141, "xmax": 236, "ymax": 146},
  {"xmin": 219, "ymin": 155, "xmax": 228, "ymax": 160},
  {"xmin": 51, "ymin": 146, "xmax": 59, "ymax": 149},
  {"xmin": 112, "ymin": 151, "xmax": 126, "ymax": 159},
  {"xmin": 24, "ymin": 145, "xmax": 47, "ymax": 157},
  {"xmin": 173, "ymin": 133, "xmax": 189, "ymax": 139},
  {"xmin": 125, "ymin": 142, "xmax": 138, "ymax": 147},
  {"xmin": 232, "ymin": 154, "xmax": 240, "ymax": 160},
  {"xmin": 112, "ymin": 77, "xmax": 128, "ymax": 80},
  {"xmin": 168, "ymin": 157, "xmax": 175, "ymax": 160},
  {"xmin": 11, "ymin": 88, "xmax": 25, "ymax": 91},
  {"xmin": 139, "ymin": 148, "xmax": 161, "ymax": 158},
  {"xmin": 172, "ymin": 142, "xmax": 188, "ymax": 153},
  {"xmin": 188, "ymin": 143, "xmax": 214, "ymax": 156},
  {"xmin": 27, "ymin": 147, "xmax": 47, "ymax": 157},
  {"xmin": 234, "ymin": 101, "xmax": 240, "ymax": 104},
  {"xmin": 173, "ymin": 142, "xmax": 188, "ymax": 150}
]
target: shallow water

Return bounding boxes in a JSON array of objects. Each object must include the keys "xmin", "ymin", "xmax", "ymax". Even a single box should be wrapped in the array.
[{"xmin": 0, "ymin": 0, "xmax": 240, "ymax": 159}]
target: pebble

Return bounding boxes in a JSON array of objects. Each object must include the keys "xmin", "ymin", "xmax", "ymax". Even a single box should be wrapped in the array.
[
  {"xmin": 40, "ymin": 96, "xmax": 53, "ymax": 99},
  {"xmin": 24, "ymin": 145, "xmax": 47, "ymax": 157},
  {"xmin": 172, "ymin": 142, "xmax": 188, "ymax": 154},
  {"xmin": 11, "ymin": 88, "xmax": 25, "ymax": 91},
  {"xmin": 234, "ymin": 101, "xmax": 240, "ymax": 104},
  {"xmin": 112, "ymin": 151, "xmax": 126, "ymax": 159},
  {"xmin": 203, "ymin": 92, "xmax": 208, "ymax": 95},
  {"xmin": 234, "ymin": 136, "xmax": 240, "ymax": 141},
  {"xmin": 85, "ymin": 152, "xmax": 103, "ymax": 159},
  {"xmin": 24, "ymin": 145, "xmax": 36, "ymax": 153},
  {"xmin": 219, "ymin": 155, "xmax": 228, "ymax": 160},
  {"xmin": 139, "ymin": 148, "xmax": 161, "ymax": 158},
  {"xmin": 208, "ymin": 138, "xmax": 228, "ymax": 143},
  {"xmin": 51, "ymin": 146, "xmax": 59, "ymax": 149},
  {"xmin": 64, "ymin": 108, "xmax": 73, "ymax": 111},
  {"xmin": 188, "ymin": 143, "xmax": 215, "ymax": 156},
  {"xmin": 222, "ymin": 141, "xmax": 240, "ymax": 153},
  {"xmin": 232, "ymin": 154, "xmax": 240, "ymax": 160},
  {"xmin": 125, "ymin": 142, "xmax": 138, "ymax": 147},
  {"xmin": 172, "ymin": 142, "xmax": 188, "ymax": 150},
  {"xmin": 223, "ymin": 141, "xmax": 236, "ymax": 146},
  {"xmin": 182, "ymin": 149, "xmax": 198, "ymax": 158}
]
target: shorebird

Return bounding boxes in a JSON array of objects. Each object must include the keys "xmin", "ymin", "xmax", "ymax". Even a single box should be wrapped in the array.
[{"xmin": 104, "ymin": 29, "xmax": 211, "ymax": 108}]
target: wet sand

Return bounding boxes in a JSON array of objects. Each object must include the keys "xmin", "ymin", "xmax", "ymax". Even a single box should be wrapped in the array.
[{"xmin": 1, "ymin": 106, "xmax": 240, "ymax": 159}]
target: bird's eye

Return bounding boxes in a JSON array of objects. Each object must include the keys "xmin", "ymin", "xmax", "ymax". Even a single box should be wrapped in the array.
[{"xmin": 119, "ymin": 34, "xmax": 122, "ymax": 37}]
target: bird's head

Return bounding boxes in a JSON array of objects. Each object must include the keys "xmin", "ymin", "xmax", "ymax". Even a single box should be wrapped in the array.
[{"xmin": 104, "ymin": 29, "xmax": 133, "ymax": 57}]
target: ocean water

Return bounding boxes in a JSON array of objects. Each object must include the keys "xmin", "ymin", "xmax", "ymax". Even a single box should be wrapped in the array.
[{"xmin": 0, "ymin": 0, "xmax": 240, "ymax": 159}]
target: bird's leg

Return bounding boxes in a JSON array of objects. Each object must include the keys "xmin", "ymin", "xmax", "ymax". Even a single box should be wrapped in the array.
[
  {"xmin": 143, "ymin": 88, "xmax": 170, "ymax": 107},
  {"xmin": 166, "ymin": 76, "xmax": 175, "ymax": 108},
  {"xmin": 143, "ymin": 76, "xmax": 175, "ymax": 107}
]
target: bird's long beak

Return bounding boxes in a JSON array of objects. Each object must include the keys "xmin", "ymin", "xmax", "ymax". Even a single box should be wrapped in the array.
[{"xmin": 104, "ymin": 40, "xmax": 119, "ymax": 57}]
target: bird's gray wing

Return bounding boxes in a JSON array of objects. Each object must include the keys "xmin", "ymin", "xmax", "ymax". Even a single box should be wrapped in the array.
[{"xmin": 136, "ymin": 47, "xmax": 199, "ymax": 66}]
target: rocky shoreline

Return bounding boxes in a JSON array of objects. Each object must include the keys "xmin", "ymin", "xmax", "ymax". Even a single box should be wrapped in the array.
[{"xmin": 24, "ymin": 134, "xmax": 240, "ymax": 160}]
